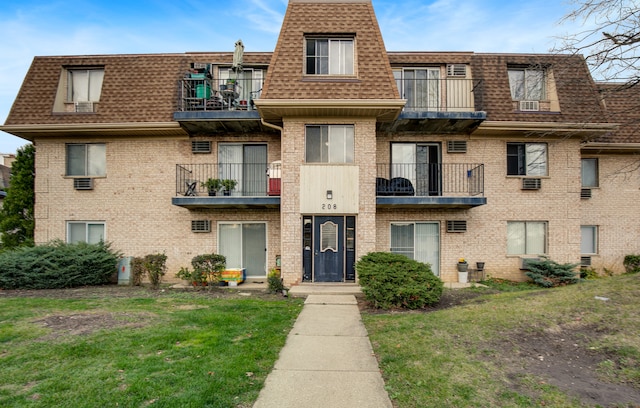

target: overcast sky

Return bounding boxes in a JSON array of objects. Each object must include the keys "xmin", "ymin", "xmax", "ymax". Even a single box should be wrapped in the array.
[{"xmin": 0, "ymin": 0, "xmax": 585, "ymax": 153}]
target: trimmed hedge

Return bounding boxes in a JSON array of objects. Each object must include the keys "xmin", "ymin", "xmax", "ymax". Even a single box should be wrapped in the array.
[
  {"xmin": 0, "ymin": 240, "xmax": 121, "ymax": 289},
  {"xmin": 356, "ymin": 252, "xmax": 443, "ymax": 309}
]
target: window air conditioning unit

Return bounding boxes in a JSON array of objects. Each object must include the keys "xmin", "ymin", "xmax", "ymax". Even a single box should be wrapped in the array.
[
  {"xmin": 446, "ymin": 220, "xmax": 467, "ymax": 233},
  {"xmin": 191, "ymin": 140, "xmax": 212, "ymax": 153},
  {"xmin": 519, "ymin": 100, "xmax": 539, "ymax": 112},
  {"xmin": 520, "ymin": 257, "xmax": 541, "ymax": 270},
  {"xmin": 191, "ymin": 220, "xmax": 211, "ymax": 233},
  {"xmin": 447, "ymin": 140, "xmax": 467, "ymax": 153},
  {"xmin": 73, "ymin": 178, "xmax": 93, "ymax": 190},
  {"xmin": 446, "ymin": 64, "xmax": 467, "ymax": 77},
  {"xmin": 75, "ymin": 101, "xmax": 94, "ymax": 113},
  {"xmin": 581, "ymin": 188, "xmax": 592, "ymax": 199},
  {"xmin": 580, "ymin": 256, "xmax": 592, "ymax": 268},
  {"xmin": 522, "ymin": 178, "xmax": 541, "ymax": 190}
]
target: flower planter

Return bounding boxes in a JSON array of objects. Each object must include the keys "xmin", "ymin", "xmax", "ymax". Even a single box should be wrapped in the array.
[{"xmin": 457, "ymin": 262, "xmax": 468, "ymax": 272}]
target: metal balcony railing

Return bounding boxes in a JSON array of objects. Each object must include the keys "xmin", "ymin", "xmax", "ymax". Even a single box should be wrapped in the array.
[
  {"xmin": 376, "ymin": 163, "xmax": 484, "ymax": 197},
  {"xmin": 176, "ymin": 163, "xmax": 281, "ymax": 197},
  {"xmin": 177, "ymin": 77, "xmax": 263, "ymax": 112},
  {"xmin": 397, "ymin": 78, "xmax": 483, "ymax": 112}
]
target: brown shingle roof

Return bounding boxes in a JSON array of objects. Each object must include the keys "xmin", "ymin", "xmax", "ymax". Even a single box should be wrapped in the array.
[
  {"xmin": 262, "ymin": 0, "xmax": 398, "ymax": 100},
  {"xmin": 596, "ymin": 83, "xmax": 640, "ymax": 144}
]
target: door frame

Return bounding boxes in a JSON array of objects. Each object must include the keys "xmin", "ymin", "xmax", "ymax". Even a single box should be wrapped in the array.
[
  {"xmin": 217, "ymin": 221, "xmax": 268, "ymax": 277},
  {"xmin": 302, "ymin": 215, "xmax": 356, "ymax": 283}
]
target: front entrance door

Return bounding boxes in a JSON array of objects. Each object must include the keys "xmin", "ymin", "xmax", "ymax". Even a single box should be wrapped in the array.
[{"xmin": 303, "ymin": 216, "xmax": 356, "ymax": 282}]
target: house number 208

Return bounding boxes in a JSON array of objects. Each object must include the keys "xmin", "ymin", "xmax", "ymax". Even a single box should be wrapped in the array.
[{"xmin": 322, "ymin": 203, "xmax": 337, "ymax": 210}]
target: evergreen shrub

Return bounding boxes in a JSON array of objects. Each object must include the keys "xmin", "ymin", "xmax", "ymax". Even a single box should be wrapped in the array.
[
  {"xmin": 623, "ymin": 254, "xmax": 640, "ymax": 274},
  {"xmin": 0, "ymin": 240, "xmax": 121, "ymax": 289},
  {"xmin": 524, "ymin": 257, "xmax": 580, "ymax": 287},
  {"xmin": 356, "ymin": 252, "xmax": 443, "ymax": 310}
]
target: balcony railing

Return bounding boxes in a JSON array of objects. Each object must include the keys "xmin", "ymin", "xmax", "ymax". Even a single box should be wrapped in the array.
[
  {"xmin": 376, "ymin": 163, "xmax": 484, "ymax": 197},
  {"xmin": 177, "ymin": 77, "xmax": 263, "ymax": 112},
  {"xmin": 397, "ymin": 78, "xmax": 483, "ymax": 112},
  {"xmin": 176, "ymin": 163, "xmax": 281, "ymax": 197}
]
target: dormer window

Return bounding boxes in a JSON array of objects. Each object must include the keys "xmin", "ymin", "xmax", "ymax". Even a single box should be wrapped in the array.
[
  {"xmin": 508, "ymin": 67, "xmax": 545, "ymax": 101},
  {"xmin": 54, "ymin": 67, "xmax": 105, "ymax": 113},
  {"xmin": 305, "ymin": 38, "xmax": 354, "ymax": 75}
]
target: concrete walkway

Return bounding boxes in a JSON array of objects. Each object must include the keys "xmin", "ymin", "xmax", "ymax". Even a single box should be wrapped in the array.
[{"xmin": 253, "ymin": 294, "xmax": 392, "ymax": 408}]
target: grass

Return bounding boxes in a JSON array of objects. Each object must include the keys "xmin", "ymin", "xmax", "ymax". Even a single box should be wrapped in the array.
[
  {"xmin": 362, "ymin": 273, "xmax": 640, "ymax": 408},
  {"xmin": 0, "ymin": 289, "xmax": 304, "ymax": 407}
]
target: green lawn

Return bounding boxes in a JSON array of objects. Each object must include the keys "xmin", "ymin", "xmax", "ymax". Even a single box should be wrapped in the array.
[
  {"xmin": 363, "ymin": 274, "xmax": 640, "ymax": 408},
  {"xmin": 0, "ymin": 288, "xmax": 303, "ymax": 408}
]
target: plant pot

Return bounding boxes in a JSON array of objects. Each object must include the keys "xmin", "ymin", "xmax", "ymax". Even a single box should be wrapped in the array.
[
  {"xmin": 223, "ymin": 191, "xmax": 230, "ymax": 196},
  {"xmin": 458, "ymin": 271, "xmax": 468, "ymax": 283},
  {"xmin": 457, "ymin": 262, "xmax": 468, "ymax": 272},
  {"xmin": 476, "ymin": 262, "xmax": 485, "ymax": 270},
  {"xmin": 208, "ymin": 190, "xmax": 217, "ymax": 196}
]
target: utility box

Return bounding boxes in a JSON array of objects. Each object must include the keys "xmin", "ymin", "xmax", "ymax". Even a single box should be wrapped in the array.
[{"xmin": 117, "ymin": 257, "xmax": 134, "ymax": 285}]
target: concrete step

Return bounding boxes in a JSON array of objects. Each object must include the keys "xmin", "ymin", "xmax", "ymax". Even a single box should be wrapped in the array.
[{"xmin": 288, "ymin": 283, "xmax": 362, "ymax": 298}]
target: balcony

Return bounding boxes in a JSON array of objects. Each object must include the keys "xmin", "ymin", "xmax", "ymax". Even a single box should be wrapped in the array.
[
  {"xmin": 376, "ymin": 163, "xmax": 486, "ymax": 208},
  {"xmin": 172, "ymin": 163, "xmax": 281, "ymax": 209},
  {"xmin": 378, "ymin": 78, "xmax": 486, "ymax": 133},
  {"xmin": 174, "ymin": 77, "xmax": 274, "ymax": 134}
]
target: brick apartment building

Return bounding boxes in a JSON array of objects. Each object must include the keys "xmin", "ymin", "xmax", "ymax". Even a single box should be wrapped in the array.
[{"xmin": 2, "ymin": 0, "xmax": 639, "ymax": 285}]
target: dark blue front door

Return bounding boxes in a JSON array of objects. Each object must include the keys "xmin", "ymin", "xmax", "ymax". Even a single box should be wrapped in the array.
[{"xmin": 313, "ymin": 216, "xmax": 344, "ymax": 282}]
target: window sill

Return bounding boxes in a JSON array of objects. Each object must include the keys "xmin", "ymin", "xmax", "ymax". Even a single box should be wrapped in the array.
[{"xmin": 301, "ymin": 76, "xmax": 361, "ymax": 83}]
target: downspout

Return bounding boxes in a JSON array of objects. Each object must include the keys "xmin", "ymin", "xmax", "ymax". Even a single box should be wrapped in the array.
[{"xmin": 260, "ymin": 117, "xmax": 283, "ymax": 134}]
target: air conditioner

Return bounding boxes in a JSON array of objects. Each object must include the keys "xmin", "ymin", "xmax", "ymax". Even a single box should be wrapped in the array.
[
  {"xmin": 73, "ymin": 178, "xmax": 93, "ymax": 190},
  {"xmin": 191, "ymin": 220, "xmax": 211, "ymax": 233},
  {"xmin": 581, "ymin": 188, "xmax": 592, "ymax": 199},
  {"xmin": 519, "ymin": 100, "xmax": 539, "ymax": 111},
  {"xmin": 522, "ymin": 178, "xmax": 541, "ymax": 190},
  {"xmin": 191, "ymin": 140, "xmax": 212, "ymax": 153},
  {"xmin": 520, "ymin": 257, "xmax": 541, "ymax": 270},
  {"xmin": 446, "ymin": 64, "xmax": 467, "ymax": 77},
  {"xmin": 446, "ymin": 220, "xmax": 467, "ymax": 233},
  {"xmin": 75, "ymin": 101, "xmax": 94, "ymax": 113},
  {"xmin": 580, "ymin": 256, "xmax": 592, "ymax": 268},
  {"xmin": 447, "ymin": 140, "xmax": 467, "ymax": 153}
]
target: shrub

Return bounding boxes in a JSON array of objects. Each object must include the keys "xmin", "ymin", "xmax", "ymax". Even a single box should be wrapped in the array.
[
  {"xmin": 356, "ymin": 252, "xmax": 443, "ymax": 310},
  {"xmin": 131, "ymin": 257, "xmax": 145, "ymax": 286},
  {"xmin": 267, "ymin": 268, "xmax": 285, "ymax": 293},
  {"xmin": 0, "ymin": 240, "xmax": 121, "ymax": 289},
  {"xmin": 191, "ymin": 253, "xmax": 226, "ymax": 285},
  {"xmin": 580, "ymin": 267, "xmax": 601, "ymax": 280},
  {"xmin": 524, "ymin": 257, "xmax": 580, "ymax": 288},
  {"xmin": 623, "ymin": 254, "xmax": 640, "ymax": 274},
  {"xmin": 144, "ymin": 253, "xmax": 167, "ymax": 289}
]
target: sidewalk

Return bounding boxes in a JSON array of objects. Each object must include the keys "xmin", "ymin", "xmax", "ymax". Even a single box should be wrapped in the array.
[{"xmin": 253, "ymin": 294, "xmax": 393, "ymax": 408}]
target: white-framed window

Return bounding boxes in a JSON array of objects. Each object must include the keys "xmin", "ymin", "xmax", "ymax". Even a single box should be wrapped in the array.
[
  {"xmin": 506, "ymin": 142, "xmax": 547, "ymax": 176},
  {"xmin": 394, "ymin": 68, "xmax": 440, "ymax": 110},
  {"xmin": 305, "ymin": 125, "xmax": 354, "ymax": 163},
  {"xmin": 218, "ymin": 222, "xmax": 267, "ymax": 277},
  {"xmin": 67, "ymin": 68, "xmax": 104, "ymax": 102},
  {"xmin": 66, "ymin": 143, "xmax": 106, "ymax": 177},
  {"xmin": 581, "ymin": 158, "xmax": 599, "ymax": 187},
  {"xmin": 581, "ymin": 225, "xmax": 598, "ymax": 255},
  {"xmin": 508, "ymin": 68, "xmax": 545, "ymax": 100},
  {"xmin": 218, "ymin": 144, "xmax": 267, "ymax": 196},
  {"xmin": 507, "ymin": 221, "xmax": 547, "ymax": 255},
  {"xmin": 390, "ymin": 222, "xmax": 440, "ymax": 276},
  {"xmin": 305, "ymin": 38, "xmax": 354, "ymax": 75},
  {"xmin": 67, "ymin": 221, "xmax": 105, "ymax": 244}
]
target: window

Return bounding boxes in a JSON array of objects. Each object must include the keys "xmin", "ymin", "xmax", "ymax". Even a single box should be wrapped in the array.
[
  {"xmin": 306, "ymin": 38, "xmax": 354, "ymax": 75},
  {"xmin": 390, "ymin": 222, "xmax": 440, "ymax": 276},
  {"xmin": 218, "ymin": 144, "xmax": 267, "ymax": 196},
  {"xmin": 394, "ymin": 68, "xmax": 440, "ymax": 110},
  {"xmin": 66, "ymin": 143, "xmax": 106, "ymax": 177},
  {"xmin": 507, "ymin": 221, "xmax": 547, "ymax": 255},
  {"xmin": 218, "ymin": 68, "xmax": 263, "ymax": 103},
  {"xmin": 508, "ymin": 68, "xmax": 545, "ymax": 100},
  {"xmin": 581, "ymin": 158, "xmax": 599, "ymax": 187},
  {"xmin": 507, "ymin": 143, "xmax": 547, "ymax": 176},
  {"xmin": 581, "ymin": 225, "xmax": 598, "ymax": 254},
  {"xmin": 305, "ymin": 125, "xmax": 354, "ymax": 163},
  {"xmin": 67, "ymin": 221, "xmax": 105, "ymax": 244},
  {"xmin": 67, "ymin": 68, "xmax": 104, "ymax": 102},
  {"xmin": 218, "ymin": 222, "xmax": 267, "ymax": 277}
]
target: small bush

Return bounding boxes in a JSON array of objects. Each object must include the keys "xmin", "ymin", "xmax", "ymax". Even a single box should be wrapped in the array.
[
  {"xmin": 131, "ymin": 253, "xmax": 168, "ymax": 288},
  {"xmin": 0, "ymin": 240, "xmax": 121, "ymax": 289},
  {"xmin": 580, "ymin": 267, "xmax": 601, "ymax": 280},
  {"xmin": 131, "ymin": 257, "xmax": 145, "ymax": 286},
  {"xmin": 623, "ymin": 254, "xmax": 640, "ymax": 274},
  {"xmin": 356, "ymin": 252, "xmax": 443, "ymax": 310},
  {"xmin": 525, "ymin": 257, "xmax": 580, "ymax": 288},
  {"xmin": 191, "ymin": 253, "xmax": 226, "ymax": 285},
  {"xmin": 267, "ymin": 268, "xmax": 285, "ymax": 293}
]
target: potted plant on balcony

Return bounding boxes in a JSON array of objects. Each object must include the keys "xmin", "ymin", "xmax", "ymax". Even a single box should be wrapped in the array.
[
  {"xmin": 221, "ymin": 179, "xmax": 237, "ymax": 196},
  {"xmin": 457, "ymin": 258, "xmax": 468, "ymax": 283},
  {"xmin": 201, "ymin": 178, "xmax": 222, "ymax": 196}
]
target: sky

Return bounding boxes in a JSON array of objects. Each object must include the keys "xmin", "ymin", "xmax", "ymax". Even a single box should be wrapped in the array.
[{"xmin": 0, "ymin": 0, "xmax": 586, "ymax": 154}]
